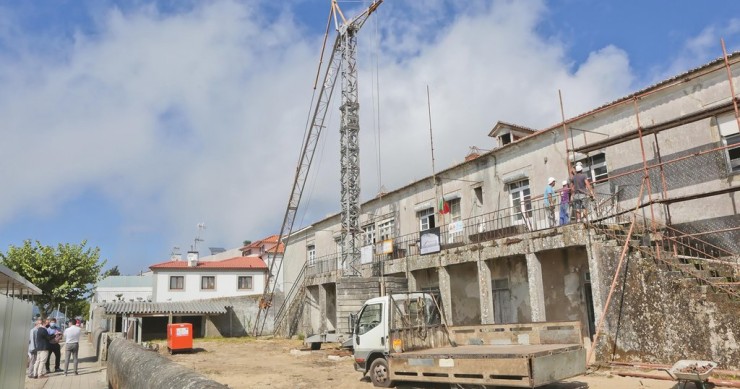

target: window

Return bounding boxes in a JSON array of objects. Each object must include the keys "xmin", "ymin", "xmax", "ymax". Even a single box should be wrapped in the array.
[
  {"xmin": 238, "ymin": 276, "xmax": 253, "ymax": 290},
  {"xmin": 356, "ymin": 303, "xmax": 382, "ymax": 335},
  {"xmin": 474, "ymin": 186, "xmax": 484, "ymax": 206},
  {"xmin": 307, "ymin": 245, "xmax": 316, "ymax": 265},
  {"xmin": 508, "ymin": 179, "xmax": 531, "ymax": 223},
  {"xmin": 725, "ymin": 133, "xmax": 740, "ymax": 173},
  {"xmin": 378, "ymin": 219, "xmax": 394, "ymax": 241},
  {"xmin": 169, "ymin": 276, "xmax": 184, "ymax": 290},
  {"xmin": 362, "ymin": 224, "xmax": 375, "ymax": 246},
  {"xmin": 417, "ymin": 208, "xmax": 435, "ymax": 231},
  {"xmin": 201, "ymin": 276, "xmax": 215, "ymax": 290},
  {"xmin": 448, "ymin": 198, "xmax": 462, "ymax": 222},
  {"xmin": 499, "ymin": 133, "xmax": 512, "ymax": 146},
  {"xmin": 577, "ymin": 153, "xmax": 609, "ymax": 183}
]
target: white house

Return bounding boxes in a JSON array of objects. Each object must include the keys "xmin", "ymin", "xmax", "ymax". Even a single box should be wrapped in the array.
[
  {"xmin": 92, "ymin": 275, "xmax": 154, "ymax": 303},
  {"xmin": 240, "ymin": 235, "xmax": 285, "ymax": 292},
  {"xmin": 150, "ymin": 254, "xmax": 268, "ymax": 302}
]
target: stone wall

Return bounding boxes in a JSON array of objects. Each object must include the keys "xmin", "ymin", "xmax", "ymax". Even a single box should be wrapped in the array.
[
  {"xmin": 592, "ymin": 241, "xmax": 740, "ymax": 369},
  {"xmin": 107, "ymin": 338, "xmax": 228, "ymax": 389},
  {"xmin": 203, "ymin": 294, "xmax": 281, "ymax": 337}
]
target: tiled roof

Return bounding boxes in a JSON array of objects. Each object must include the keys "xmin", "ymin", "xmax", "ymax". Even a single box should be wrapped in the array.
[
  {"xmin": 102, "ymin": 301, "xmax": 230, "ymax": 315},
  {"xmin": 240, "ymin": 234, "xmax": 280, "ymax": 250},
  {"xmin": 487, "ymin": 121, "xmax": 538, "ymax": 137},
  {"xmin": 149, "ymin": 256, "xmax": 267, "ymax": 270}
]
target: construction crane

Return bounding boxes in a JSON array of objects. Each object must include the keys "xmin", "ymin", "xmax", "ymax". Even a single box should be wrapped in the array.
[{"xmin": 253, "ymin": 0, "xmax": 383, "ymax": 336}]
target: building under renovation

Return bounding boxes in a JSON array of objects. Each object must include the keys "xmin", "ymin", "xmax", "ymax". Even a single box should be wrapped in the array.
[{"xmin": 277, "ymin": 52, "xmax": 740, "ymax": 368}]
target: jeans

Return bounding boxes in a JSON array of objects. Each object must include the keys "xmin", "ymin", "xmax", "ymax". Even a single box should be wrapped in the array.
[
  {"xmin": 559, "ymin": 202, "xmax": 570, "ymax": 225},
  {"xmin": 65, "ymin": 343, "xmax": 79, "ymax": 374}
]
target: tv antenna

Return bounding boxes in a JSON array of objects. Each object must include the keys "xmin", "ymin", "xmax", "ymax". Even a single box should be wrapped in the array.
[{"xmin": 191, "ymin": 223, "xmax": 206, "ymax": 251}]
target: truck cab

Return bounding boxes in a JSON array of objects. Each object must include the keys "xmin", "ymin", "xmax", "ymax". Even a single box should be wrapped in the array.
[{"xmin": 352, "ymin": 293, "xmax": 440, "ymax": 387}]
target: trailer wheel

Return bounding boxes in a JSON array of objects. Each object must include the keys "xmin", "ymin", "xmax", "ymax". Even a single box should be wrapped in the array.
[
  {"xmin": 310, "ymin": 342, "xmax": 321, "ymax": 350},
  {"xmin": 369, "ymin": 358, "xmax": 393, "ymax": 388}
]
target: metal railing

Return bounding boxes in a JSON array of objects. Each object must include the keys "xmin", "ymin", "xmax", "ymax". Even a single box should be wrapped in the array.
[
  {"xmin": 305, "ymin": 191, "xmax": 621, "ymax": 278},
  {"xmin": 273, "ymin": 262, "xmax": 308, "ymax": 334}
]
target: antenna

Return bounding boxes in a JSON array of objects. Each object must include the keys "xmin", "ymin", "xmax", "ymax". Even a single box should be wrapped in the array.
[
  {"xmin": 170, "ymin": 246, "xmax": 181, "ymax": 261},
  {"xmin": 191, "ymin": 223, "xmax": 207, "ymax": 251}
]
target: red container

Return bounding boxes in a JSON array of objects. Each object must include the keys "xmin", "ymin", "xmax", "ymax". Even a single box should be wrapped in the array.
[{"xmin": 167, "ymin": 323, "xmax": 193, "ymax": 354}]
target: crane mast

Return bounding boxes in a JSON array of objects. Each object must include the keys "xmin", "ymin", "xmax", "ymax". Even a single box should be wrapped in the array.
[{"xmin": 253, "ymin": 0, "xmax": 383, "ymax": 336}]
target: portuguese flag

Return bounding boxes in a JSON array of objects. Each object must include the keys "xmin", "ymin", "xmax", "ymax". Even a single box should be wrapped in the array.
[{"xmin": 439, "ymin": 198, "xmax": 450, "ymax": 214}]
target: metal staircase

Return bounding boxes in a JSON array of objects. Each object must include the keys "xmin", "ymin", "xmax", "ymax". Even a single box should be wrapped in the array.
[{"xmin": 273, "ymin": 263, "xmax": 307, "ymax": 337}]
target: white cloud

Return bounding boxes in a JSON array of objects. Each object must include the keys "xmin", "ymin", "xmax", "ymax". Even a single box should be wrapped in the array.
[{"xmin": 0, "ymin": 0, "xmax": 639, "ymax": 270}]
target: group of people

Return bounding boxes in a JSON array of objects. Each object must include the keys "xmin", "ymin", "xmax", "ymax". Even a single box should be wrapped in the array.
[
  {"xmin": 544, "ymin": 162, "xmax": 595, "ymax": 227},
  {"xmin": 27, "ymin": 317, "xmax": 83, "ymax": 379}
]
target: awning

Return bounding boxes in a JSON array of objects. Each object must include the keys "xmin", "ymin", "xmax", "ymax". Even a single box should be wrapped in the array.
[
  {"xmin": 102, "ymin": 301, "xmax": 231, "ymax": 315},
  {"xmin": 0, "ymin": 263, "xmax": 42, "ymax": 296}
]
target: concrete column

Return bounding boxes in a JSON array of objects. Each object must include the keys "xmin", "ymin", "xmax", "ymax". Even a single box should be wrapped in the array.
[
  {"xmin": 585, "ymin": 237, "xmax": 606, "ymax": 332},
  {"xmin": 526, "ymin": 253, "xmax": 546, "ymax": 322},
  {"xmin": 477, "ymin": 259, "xmax": 494, "ymax": 324},
  {"xmin": 319, "ymin": 284, "xmax": 327, "ymax": 333},
  {"xmin": 437, "ymin": 266, "xmax": 455, "ymax": 326},
  {"xmin": 407, "ymin": 270, "xmax": 418, "ymax": 292}
]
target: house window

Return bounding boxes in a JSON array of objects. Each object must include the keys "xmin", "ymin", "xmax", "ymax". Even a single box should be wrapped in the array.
[
  {"xmin": 448, "ymin": 198, "xmax": 462, "ymax": 223},
  {"xmin": 238, "ymin": 276, "xmax": 253, "ymax": 290},
  {"xmin": 417, "ymin": 208, "xmax": 435, "ymax": 231},
  {"xmin": 508, "ymin": 179, "xmax": 531, "ymax": 222},
  {"xmin": 577, "ymin": 153, "xmax": 609, "ymax": 183},
  {"xmin": 362, "ymin": 224, "xmax": 375, "ymax": 246},
  {"xmin": 378, "ymin": 219, "xmax": 395, "ymax": 241},
  {"xmin": 201, "ymin": 276, "xmax": 215, "ymax": 290},
  {"xmin": 499, "ymin": 133, "xmax": 512, "ymax": 146},
  {"xmin": 307, "ymin": 245, "xmax": 316, "ymax": 265},
  {"xmin": 724, "ymin": 133, "xmax": 740, "ymax": 173},
  {"xmin": 474, "ymin": 186, "xmax": 484, "ymax": 206},
  {"xmin": 169, "ymin": 276, "xmax": 184, "ymax": 290}
]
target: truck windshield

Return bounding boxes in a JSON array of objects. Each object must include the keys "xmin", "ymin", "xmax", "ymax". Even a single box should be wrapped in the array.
[{"xmin": 356, "ymin": 303, "xmax": 382, "ymax": 335}]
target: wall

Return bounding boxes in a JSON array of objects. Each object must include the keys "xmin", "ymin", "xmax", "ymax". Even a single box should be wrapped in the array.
[
  {"xmin": 591, "ymin": 241, "xmax": 740, "ymax": 369},
  {"xmin": 538, "ymin": 248, "xmax": 591, "ymax": 337},
  {"xmin": 203, "ymin": 295, "xmax": 279, "ymax": 337},
  {"xmin": 486, "ymin": 255, "xmax": 531, "ymax": 323},
  {"xmin": 95, "ymin": 286, "xmax": 153, "ymax": 303},
  {"xmin": 0, "ymin": 294, "xmax": 33, "ymax": 389},
  {"xmin": 107, "ymin": 338, "xmax": 228, "ymax": 389},
  {"xmin": 446, "ymin": 262, "xmax": 481, "ymax": 326},
  {"xmin": 153, "ymin": 269, "xmax": 266, "ymax": 302}
]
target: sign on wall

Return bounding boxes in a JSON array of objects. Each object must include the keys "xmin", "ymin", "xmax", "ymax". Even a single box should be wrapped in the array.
[
  {"xmin": 360, "ymin": 245, "xmax": 374, "ymax": 264},
  {"xmin": 420, "ymin": 227, "xmax": 441, "ymax": 255},
  {"xmin": 377, "ymin": 239, "xmax": 393, "ymax": 254}
]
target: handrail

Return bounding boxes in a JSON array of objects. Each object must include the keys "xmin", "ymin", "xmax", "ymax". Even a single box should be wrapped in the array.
[{"xmin": 273, "ymin": 262, "xmax": 308, "ymax": 334}]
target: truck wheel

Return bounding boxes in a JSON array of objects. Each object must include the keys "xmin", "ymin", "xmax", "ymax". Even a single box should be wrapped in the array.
[
  {"xmin": 310, "ymin": 342, "xmax": 321, "ymax": 350},
  {"xmin": 369, "ymin": 358, "xmax": 393, "ymax": 388}
]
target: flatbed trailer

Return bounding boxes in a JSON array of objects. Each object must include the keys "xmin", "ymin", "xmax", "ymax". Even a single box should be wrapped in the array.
[{"xmin": 353, "ymin": 294, "xmax": 586, "ymax": 388}]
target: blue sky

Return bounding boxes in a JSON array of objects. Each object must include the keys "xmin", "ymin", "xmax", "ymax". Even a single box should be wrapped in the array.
[{"xmin": 0, "ymin": 0, "xmax": 738, "ymax": 275}]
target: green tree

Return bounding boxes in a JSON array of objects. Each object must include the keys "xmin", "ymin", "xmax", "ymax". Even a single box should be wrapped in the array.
[
  {"xmin": 0, "ymin": 240, "xmax": 105, "ymax": 319},
  {"xmin": 102, "ymin": 265, "xmax": 121, "ymax": 278}
]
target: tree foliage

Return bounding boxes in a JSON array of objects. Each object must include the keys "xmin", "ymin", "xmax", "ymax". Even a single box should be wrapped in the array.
[
  {"xmin": 0, "ymin": 240, "xmax": 105, "ymax": 318},
  {"xmin": 102, "ymin": 265, "xmax": 121, "ymax": 278}
]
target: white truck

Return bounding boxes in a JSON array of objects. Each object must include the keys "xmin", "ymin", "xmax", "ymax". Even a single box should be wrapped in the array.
[{"xmin": 353, "ymin": 293, "xmax": 586, "ymax": 388}]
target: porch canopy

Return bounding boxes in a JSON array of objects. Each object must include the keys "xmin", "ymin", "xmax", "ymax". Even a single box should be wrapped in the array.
[{"xmin": 102, "ymin": 301, "xmax": 230, "ymax": 316}]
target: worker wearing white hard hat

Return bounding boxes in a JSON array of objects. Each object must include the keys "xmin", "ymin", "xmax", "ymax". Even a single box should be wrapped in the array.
[{"xmin": 544, "ymin": 177, "xmax": 557, "ymax": 227}]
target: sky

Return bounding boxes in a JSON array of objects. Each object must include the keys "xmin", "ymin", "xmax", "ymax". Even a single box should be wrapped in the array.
[{"xmin": 0, "ymin": 0, "xmax": 739, "ymax": 275}]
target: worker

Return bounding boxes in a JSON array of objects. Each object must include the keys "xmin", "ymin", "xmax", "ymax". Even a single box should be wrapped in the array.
[
  {"xmin": 544, "ymin": 177, "xmax": 557, "ymax": 227},
  {"xmin": 571, "ymin": 164, "xmax": 594, "ymax": 222},
  {"xmin": 559, "ymin": 180, "xmax": 570, "ymax": 225}
]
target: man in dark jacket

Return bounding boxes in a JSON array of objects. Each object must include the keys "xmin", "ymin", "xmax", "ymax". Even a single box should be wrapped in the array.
[
  {"xmin": 31, "ymin": 321, "xmax": 51, "ymax": 378},
  {"xmin": 45, "ymin": 319, "xmax": 63, "ymax": 373}
]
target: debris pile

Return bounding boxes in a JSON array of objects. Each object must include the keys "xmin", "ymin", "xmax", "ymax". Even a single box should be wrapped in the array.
[{"xmin": 678, "ymin": 363, "xmax": 714, "ymax": 374}]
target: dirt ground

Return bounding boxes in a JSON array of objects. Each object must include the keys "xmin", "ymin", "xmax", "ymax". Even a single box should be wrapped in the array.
[{"xmin": 159, "ymin": 337, "xmax": 686, "ymax": 389}]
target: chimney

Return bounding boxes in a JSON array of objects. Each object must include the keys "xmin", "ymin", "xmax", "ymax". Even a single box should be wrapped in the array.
[{"xmin": 187, "ymin": 251, "xmax": 199, "ymax": 267}]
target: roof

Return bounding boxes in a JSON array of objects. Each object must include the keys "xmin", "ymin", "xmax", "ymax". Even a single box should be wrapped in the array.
[
  {"xmin": 487, "ymin": 121, "xmax": 538, "ymax": 137},
  {"xmin": 240, "ymin": 234, "xmax": 285, "ymax": 253},
  {"xmin": 149, "ymin": 256, "xmax": 268, "ymax": 271},
  {"xmin": 0, "ymin": 263, "xmax": 42, "ymax": 296},
  {"xmin": 102, "ymin": 300, "xmax": 230, "ymax": 315},
  {"xmin": 97, "ymin": 275, "xmax": 153, "ymax": 288}
]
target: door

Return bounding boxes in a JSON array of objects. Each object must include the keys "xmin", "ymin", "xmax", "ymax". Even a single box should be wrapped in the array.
[
  {"xmin": 492, "ymin": 278, "xmax": 513, "ymax": 324},
  {"xmin": 353, "ymin": 302, "xmax": 386, "ymax": 364}
]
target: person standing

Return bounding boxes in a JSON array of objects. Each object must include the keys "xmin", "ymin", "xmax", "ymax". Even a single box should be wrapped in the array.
[
  {"xmin": 27, "ymin": 319, "xmax": 41, "ymax": 378},
  {"xmin": 45, "ymin": 318, "xmax": 63, "ymax": 373},
  {"xmin": 571, "ymin": 164, "xmax": 594, "ymax": 222},
  {"xmin": 63, "ymin": 318, "xmax": 82, "ymax": 375},
  {"xmin": 544, "ymin": 177, "xmax": 557, "ymax": 227},
  {"xmin": 559, "ymin": 180, "xmax": 570, "ymax": 225},
  {"xmin": 32, "ymin": 319, "xmax": 51, "ymax": 378}
]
